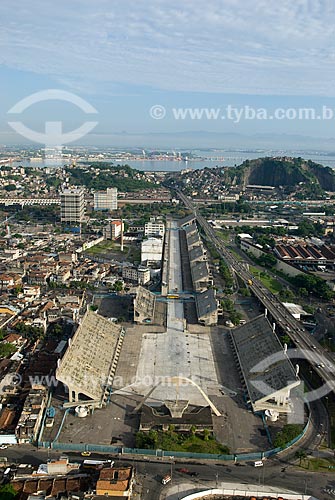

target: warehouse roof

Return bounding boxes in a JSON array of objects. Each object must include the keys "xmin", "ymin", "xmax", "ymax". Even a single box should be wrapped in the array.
[
  {"xmin": 195, "ymin": 288, "xmax": 217, "ymax": 319},
  {"xmin": 189, "ymin": 244, "xmax": 205, "ymax": 263},
  {"xmin": 191, "ymin": 261, "xmax": 210, "ymax": 283}
]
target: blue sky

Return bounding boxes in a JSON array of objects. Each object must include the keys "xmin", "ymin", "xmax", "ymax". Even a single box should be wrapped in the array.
[{"xmin": 1, "ymin": 0, "xmax": 335, "ymax": 147}]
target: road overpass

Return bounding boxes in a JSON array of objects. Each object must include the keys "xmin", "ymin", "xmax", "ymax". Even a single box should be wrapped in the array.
[{"xmin": 176, "ymin": 189, "xmax": 335, "ymax": 400}]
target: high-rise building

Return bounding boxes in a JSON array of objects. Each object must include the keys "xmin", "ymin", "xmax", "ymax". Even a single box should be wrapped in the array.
[
  {"xmin": 60, "ymin": 188, "xmax": 85, "ymax": 223},
  {"xmin": 94, "ymin": 187, "xmax": 118, "ymax": 211}
]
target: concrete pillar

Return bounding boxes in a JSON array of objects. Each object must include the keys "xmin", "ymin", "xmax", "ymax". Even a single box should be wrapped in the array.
[{"xmin": 68, "ymin": 389, "xmax": 77, "ymax": 403}]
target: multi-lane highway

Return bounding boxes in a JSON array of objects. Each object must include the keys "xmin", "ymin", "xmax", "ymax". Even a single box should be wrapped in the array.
[{"xmin": 177, "ymin": 189, "xmax": 335, "ymax": 400}]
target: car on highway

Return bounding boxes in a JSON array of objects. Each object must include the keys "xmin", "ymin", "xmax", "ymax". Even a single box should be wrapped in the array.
[
  {"xmin": 316, "ymin": 363, "xmax": 325, "ymax": 368},
  {"xmin": 176, "ymin": 467, "xmax": 190, "ymax": 474},
  {"xmin": 81, "ymin": 451, "xmax": 91, "ymax": 457}
]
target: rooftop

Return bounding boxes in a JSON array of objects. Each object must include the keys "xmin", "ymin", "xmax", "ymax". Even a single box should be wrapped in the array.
[{"xmin": 195, "ymin": 288, "xmax": 217, "ymax": 318}]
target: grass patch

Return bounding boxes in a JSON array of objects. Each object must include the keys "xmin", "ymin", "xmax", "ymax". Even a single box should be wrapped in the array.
[
  {"xmin": 135, "ymin": 429, "xmax": 229, "ymax": 455},
  {"xmin": 86, "ymin": 240, "xmax": 127, "ymax": 255},
  {"xmin": 249, "ymin": 265, "xmax": 282, "ymax": 294},
  {"xmin": 216, "ymin": 230, "xmax": 230, "ymax": 242},
  {"xmin": 300, "ymin": 457, "xmax": 335, "ymax": 471},
  {"xmin": 228, "ymin": 247, "xmax": 243, "ymax": 261},
  {"xmin": 127, "ymin": 244, "xmax": 141, "ymax": 263}
]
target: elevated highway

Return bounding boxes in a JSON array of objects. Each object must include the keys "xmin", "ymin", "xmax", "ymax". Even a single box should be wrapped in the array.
[{"xmin": 0, "ymin": 198, "xmax": 60, "ymax": 206}]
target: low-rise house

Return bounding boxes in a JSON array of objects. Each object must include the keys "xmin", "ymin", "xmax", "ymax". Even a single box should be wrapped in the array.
[
  {"xmin": 96, "ymin": 466, "xmax": 133, "ymax": 498},
  {"xmin": 15, "ymin": 386, "xmax": 48, "ymax": 444}
]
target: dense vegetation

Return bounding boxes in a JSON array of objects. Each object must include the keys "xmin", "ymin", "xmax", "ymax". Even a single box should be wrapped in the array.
[
  {"xmin": 228, "ymin": 157, "xmax": 335, "ymax": 193},
  {"xmin": 135, "ymin": 427, "xmax": 230, "ymax": 455},
  {"xmin": 15, "ymin": 322, "xmax": 44, "ymax": 342},
  {"xmin": 219, "ymin": 259, "xmax": 234, "ymax": 290},
  {"xmin": 67, "ymin": 163, "xmax": 154, "ymax": 191},
  {"xmin": 221, "ymin": 297, "xmax": 242, "ymax": 325},
  {"xmin": 0, "ymin": 484, "xmax": 16, "ymax": 500},
  {"xmin": 273, "ymin": 424, "xmax": 303, "ymax": 448},
  {"xmin": 289, "ymin": 273, "xmax": 334, "ymax": 300}
]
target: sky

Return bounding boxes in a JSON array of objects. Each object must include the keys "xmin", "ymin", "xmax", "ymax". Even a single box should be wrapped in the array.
[{"xmin": 2, "ymin": 0, "xmax": 335, "ymax": 148}]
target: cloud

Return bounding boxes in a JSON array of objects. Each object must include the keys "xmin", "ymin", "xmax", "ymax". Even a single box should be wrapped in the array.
[{"xmin": 1, "ymin": 0, "xmax": 335, "ymax": 96}]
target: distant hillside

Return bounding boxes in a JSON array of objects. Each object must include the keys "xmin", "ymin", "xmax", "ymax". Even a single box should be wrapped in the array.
[
  {"xmin": 224, "ymin": 157, "xmax": 335, "ymax": 192},
  {"xmin": 167, "ymin": 156, "xmax": 335, "ymax": 199}
]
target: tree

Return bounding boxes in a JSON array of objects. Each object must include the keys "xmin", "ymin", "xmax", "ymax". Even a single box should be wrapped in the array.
[
  {"xmin": 148, "ymin": 430, "xmax": 158, "ymax": 447},
  {"xmin": 279, "ymin": 288, "xmax": 295, "ymax": 301},
  {"xmin": 259, "ymin": 253, "xmax": 277, "ymax": 268},
  {"xmin": 190, "ymin": 425, "xmax": 196, "ymax": 436},
  {"xmin": 291, "ymin": 274, "xmax": 334, "ymax": 300},
  {"xmin": 203, "ymin": 428, "xmax": 211, "ymax": 441},
  {"xmin": 281, "ymin": 335, "xmax": 291, "ymax": 346},
  {"xmin": 274, "ymin": 424, "xmax": 303, "ymax": 448},
  {"xmin": 112, "ymin": 280, "xmax": 124, "ymax": 292},
  {"xmin": 4, "ymin": 184, "xmax": 16, "ymax": 191},
  {"xmin": 295, "ymin": 449, "xmax": 307, "ymax": 466},
  {"xmin": 219, "ymin": 260, "xmax": 234, "ymax": 289},
  {"xmin": 0, "ymin": 483, "xmax": 16, "ymax": 500},
  {"xmin": 230, "ymin": 310, "xmax": 243, "ymax": 325},
  {"xmin": 0, "ymin": 342, "xmax": 16, "ymax": 358},
  {"xmin": 240, "ymin": 287, "xmax": 251, "ymax": 297}
]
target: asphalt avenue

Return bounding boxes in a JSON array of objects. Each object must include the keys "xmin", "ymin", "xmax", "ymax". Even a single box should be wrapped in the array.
[{"xmin": 2, "ymin": 445, "xmax": 333, "ymax": 500}]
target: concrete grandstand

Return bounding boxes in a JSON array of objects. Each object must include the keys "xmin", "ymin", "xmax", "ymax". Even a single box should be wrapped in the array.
[
  {"xmin": 230, "ymin": 315, "xmax": 300, "ymax": 413},
  {"xmin": 56, "ymin": 310, "xmax": 125, "ymax": 407}
]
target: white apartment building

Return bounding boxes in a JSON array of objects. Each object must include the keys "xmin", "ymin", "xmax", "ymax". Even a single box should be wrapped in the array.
[{"xmin": 94, "ymin": 187, "xmax": 118, "ymax": 211}]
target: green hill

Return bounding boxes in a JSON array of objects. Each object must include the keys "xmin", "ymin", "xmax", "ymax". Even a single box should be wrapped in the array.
[{"xmin": 224, "ymin": 157, "xmax": 335, "ymax": 192}]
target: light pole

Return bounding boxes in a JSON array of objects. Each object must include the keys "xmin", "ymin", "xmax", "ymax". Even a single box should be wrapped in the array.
[{"xmin": 304, "ymin": 479, "xmax": 308, "ymax": 495}]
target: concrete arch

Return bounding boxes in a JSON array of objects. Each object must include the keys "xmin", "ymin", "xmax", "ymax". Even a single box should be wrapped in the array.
[{"xmin": 134, "ymin": 376, "xmax": 221, "ymax": 416}]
